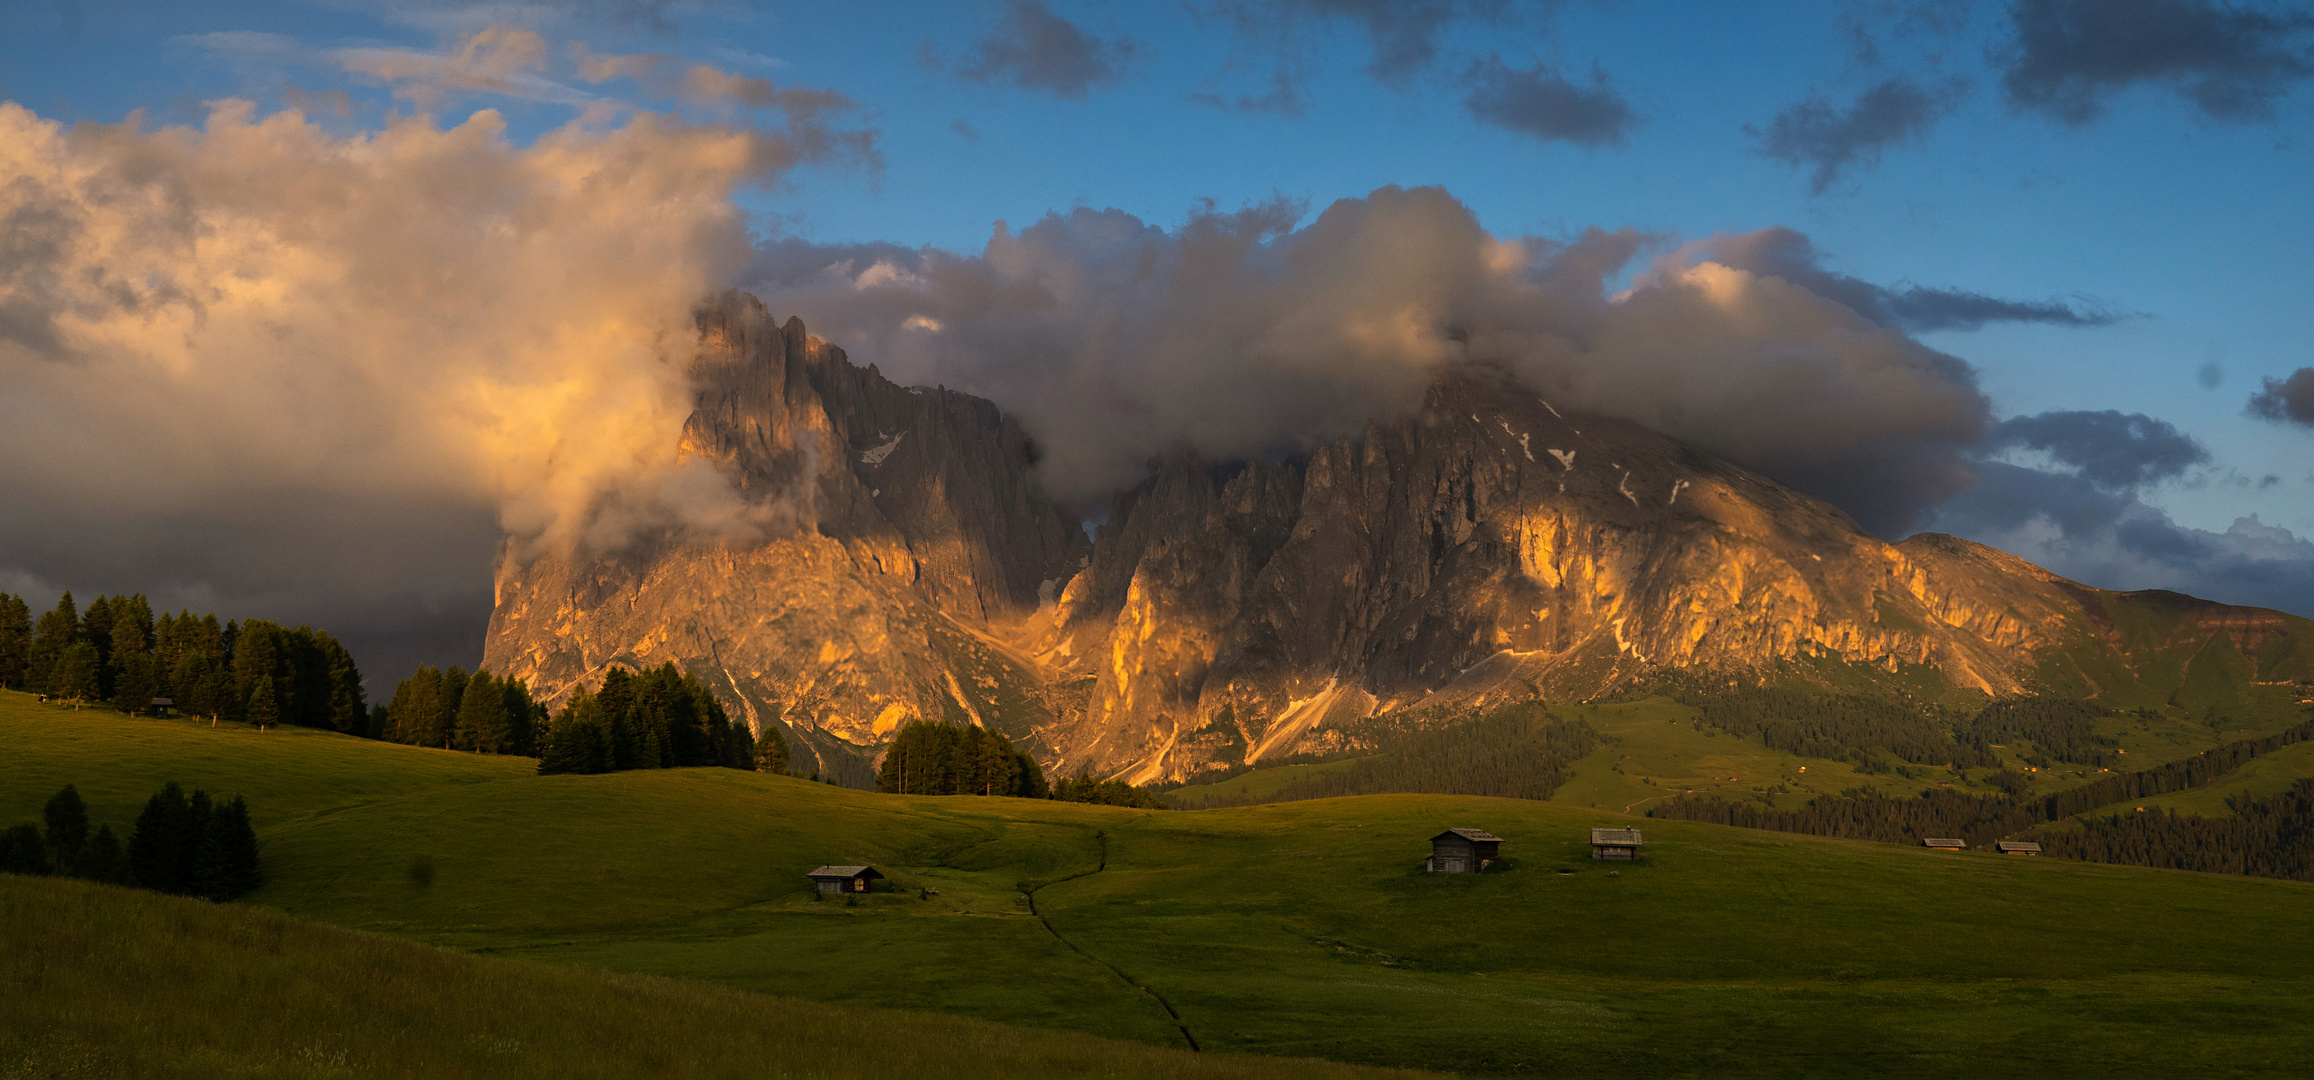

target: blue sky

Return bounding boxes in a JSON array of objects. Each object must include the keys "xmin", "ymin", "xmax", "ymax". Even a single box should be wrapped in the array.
[{"xmin": 4, "ymin": 0, "xmax": 2313, "ymax": 669}]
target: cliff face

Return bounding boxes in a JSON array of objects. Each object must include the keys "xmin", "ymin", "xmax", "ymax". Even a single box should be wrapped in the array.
[
  {"xmin": 485, "ymin": 295, "xmax": 2314, "ymax": 785},
  {"xmin": 483, "ymin": 294, "xmax": 1089, "ymax": 783}
]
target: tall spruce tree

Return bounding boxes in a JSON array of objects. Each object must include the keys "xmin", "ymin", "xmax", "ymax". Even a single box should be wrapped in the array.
[
  {"xmin": 246, "ymin": 678, "xmax": 282, "ymax": 729},
  {"xmin": 754, "ymin": 720, "xmax": 792, "ymax": 774},
  {"xmin": 318, "ymin": 636, "xmax": 368, "ymax": 735},
  {"xmin": 47, "ymin": 643, "xmax": 101, "ymax": 703},
  {"xmin": 74, "ymin": 823, "xmax": 127, "ymax": 883},
  {"xmin": 436, "ymin": 666, "xmax": 469, "ymax": 749},
  {"xmin": 128, "ymin": 782, "xmax": 194, "ymax": 893},
  {"xmin": 454, "ymin": 670, "xmax": 511, "ymax": 753},
  {"xmin": 26, "ymin": 591, "xmax": 80, "ymax": 694},
  {"xmin": 0, "ymin": 592, "xmax": 31, "ymax": 689},
  {"xmin": 42, "ymin": 785, "xmax": 89, "ymax": 869}
]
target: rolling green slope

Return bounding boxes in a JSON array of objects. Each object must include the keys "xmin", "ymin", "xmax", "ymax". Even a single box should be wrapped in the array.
[
  {"xmin": 0, "ymin": 875, "xmax": 1419, "ymax": 1080},
  {"xmin": 7, "ymin": 691, "xmax": 2314, "ymax": 1077}
]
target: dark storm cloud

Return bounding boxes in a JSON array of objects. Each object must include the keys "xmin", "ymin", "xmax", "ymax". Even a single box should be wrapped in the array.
[
  {"xmin": 1461, "ymin": 55, "xmax": 1641, "ymax": 148},
  {"xmin": 957, "ymin": 2, "xmax": 1138, "ymax": 99},
  {"xmin": 2248, "ymin": 367, "xmax": 2314, "ymax": 425},
  {"xmin": 747, "ymin": 190, "xmax": 1993, "ymax": 537},
  {"xmin": 1932, "ymin": 462, "xmax": 2314, "ymax": 618},
  {"xmin": 1999, "ymin": 0, "xmax": 2314, "ymax": 125},
  {"xmin": 1751, "ymin": 76, "xmax": 1969, "ymax": 193},
  {"xmin": 1699, "ymin": 227, "xmax": 2124, "ymax": 333},
  {"xmin": 1985, "ymin": 409, "xmax": 2210, "ymax": 489}
]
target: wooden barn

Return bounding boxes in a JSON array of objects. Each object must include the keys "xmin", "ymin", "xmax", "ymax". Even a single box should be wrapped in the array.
[
  {"xmin": 1923, "ymin": 838, "xmax": 1967, "ymax": 850},
  {"xmin": 806, "ymin": 865, "xmax": 883, "ymax": 894},
  {"xmin": 1590, "ymin": 828, "xmax": 1643, "ymax": 860},
  {"xmin": 1426, "ymin": 829, "xmax": 1503, "ymax": 873},
  {"xmin": 1996, "ymin": 841, "xmax": 2042, "ymax": 855}
]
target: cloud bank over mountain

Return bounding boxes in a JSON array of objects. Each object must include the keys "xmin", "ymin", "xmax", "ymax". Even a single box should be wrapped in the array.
[{"xmin": 0, "ymin": 49, "xmax": 873, "ymax": 674}]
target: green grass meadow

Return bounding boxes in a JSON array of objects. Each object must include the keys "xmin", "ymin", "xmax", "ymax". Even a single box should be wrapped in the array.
[{"xmin": 7, "ymin": 690, "xmax": 2314, "ymax": 1077}]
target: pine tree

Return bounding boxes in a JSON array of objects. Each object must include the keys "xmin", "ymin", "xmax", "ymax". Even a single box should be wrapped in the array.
[
  {"xmin": 499, "ymin": 676, "xmax": 542, "ymax": 756},
  {"xmin": 247, "ymin": 678, "xmax": 281, "ymax": 729},
  {"xmin": 128, "ymin": 782, "xmax": 194, "ymax": 893},
  {"xmin": 185, "ymin": 790, "xmax": 215, "ymax": 895},
  {"xmin": 74, "ymin": 823, "xmax": 127, "ymax": 883},
  {"xmin": 754, "ymin": 720, "xmax": 792, "ymax": 774},
  {"xmin": 213, "ymin": 796, "xmax": 259, "ymax": 896},
  {"xmin": 232, "ymin": 621, "xmax": 284, "ymax": 725},
  {"xmin": 437, "ymin": 666, "xmax": 469, "ymax": 749},
  {"xmin": 42, "ymin": 785, "xmax": 89, "ymax": 868},
  {"xmin": 0, "ymin": 592, "xmax": 32, "ymax": 689},
  {"xmin": 48, "ymin": 643, "xmax": 101, "ymax": 703},
  {"xmin": 321, "ymin": 634, "xmax": 367, "ymax": 735},
  {"xmin": 111, "ymin": 651, "xmax": 166, "ymax": 715},
  {"xmin": 385, "ymin": 666, "xmax": 442, "ymax": 744},
  {"xmin": 80, "ymin": 595, "xmax": 118, "ymax": 692},
  {"xmin": 26, "ymin": 592, "xmax": 80, "ymax": 695},
  {"xmin": 454, "ymin": 670, "xmax": 511, "ymax": 753}
]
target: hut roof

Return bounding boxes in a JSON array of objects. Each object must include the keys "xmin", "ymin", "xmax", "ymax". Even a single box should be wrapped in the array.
[
  {"xmin": 1430, "ymin": 828, "xmax": 1503, "ymax": 844},
  {"xmin": 1922, "ymin": 838, "xmax": 1967, "ymax": 849},
  {"xmin": 806, "ymin": 865, "xmax": 883, "ymax": 880},
  {"xmin": 150, "ymin": 697, "xmax": 174, "ymax": 706},
  {"xmin": 1590, "ymin": 828, "xmax": 1643, "ymax": 846},
  {"xmin": 1995, "ymin": 841, "xmax": 2043, "ymax": 853}
]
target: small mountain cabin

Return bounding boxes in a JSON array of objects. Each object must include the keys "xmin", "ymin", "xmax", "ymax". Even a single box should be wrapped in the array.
[
  {"xmin": 147, "ymin": 697, "xmax": 174, "ymax": 717},
  {"xmin": 1996, "ymin": 841, "xmax": 2042, "ymax": 855},
  {"xmin": 1591, "ymin": 828, "xmax": 1643, "ymax": 860},
  {"xmin": 806, "ymin": 865, "xmax": 883, "ymax": 894},
  {"xmin": 1427, "ymin": 828, "xmax": 1503, "ymax": 873},
  {"xmin": 1923, "ymin": 838, "xmax": 1967, "ymax": 850}
]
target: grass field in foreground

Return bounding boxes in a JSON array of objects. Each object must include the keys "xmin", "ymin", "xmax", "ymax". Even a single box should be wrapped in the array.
[
  {"xmin": 7, "ymin": 691, "xmax": 2314, "ymax": 1077},
  {"xmin": 0, "ymin": 874, "xmax": 1423, "ymax": 1080}
]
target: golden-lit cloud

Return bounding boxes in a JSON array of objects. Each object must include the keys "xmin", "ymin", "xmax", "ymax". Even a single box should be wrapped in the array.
[{"xmin": 0, "ymin": 95, "xmax": 856, "ymax": 590}]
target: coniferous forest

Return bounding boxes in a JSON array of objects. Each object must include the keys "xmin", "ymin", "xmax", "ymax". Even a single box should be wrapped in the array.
[
  {"xmin": 381, "ymin": 664, "xmax": 550, "ymax": 754},
  {"xmin": 1651, "ymin": 717, "xmax": 2314, "ymax": 878},
  {"xmin": 0, "ymin": 590, "xmax": 366, "ymax": 733},
  {"xmin": 533, "ymin": 664, "xmax": 763, "ymax": 774},
  {"xmin": 876, "ymin": 720, "xmax": 1049, "ymax": 798},
  {"xmin": 0, "ymin": 782, "xmax": 260, "ymax": 900}
]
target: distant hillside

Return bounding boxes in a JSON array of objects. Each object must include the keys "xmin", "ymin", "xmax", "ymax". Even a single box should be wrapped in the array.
[{"xmin": 484, "ymin": 297, "xmax": 2314, "ymax": 786}]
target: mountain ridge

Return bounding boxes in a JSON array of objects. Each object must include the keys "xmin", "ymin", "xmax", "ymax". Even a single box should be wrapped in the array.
[{"xmin": 483, "ymin": 294, "xmax": 2314, "ymax": 784}]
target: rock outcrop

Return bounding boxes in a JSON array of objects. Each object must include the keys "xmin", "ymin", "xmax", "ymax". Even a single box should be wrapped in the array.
[{"xmin": 485, "ymin": 295, "xmax": 2314, "ymax": 785}]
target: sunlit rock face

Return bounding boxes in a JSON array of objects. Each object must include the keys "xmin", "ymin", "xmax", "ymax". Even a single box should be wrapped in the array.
[
  {"xmin": 487, "ymin": 295, "xmax": 2314, "ymax": 786},
  {"xmin": 484, "ymin": 293, "xmax": 1089, "ymax": 783}
]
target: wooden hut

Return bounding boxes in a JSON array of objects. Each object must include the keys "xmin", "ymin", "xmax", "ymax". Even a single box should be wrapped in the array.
[
  {"xmin": 806, "ymin": 865, "xmax": 883, "ymax": 894},
  {"xmin": 1922, "ymin": 837, "xmax": 1967, "ymax": 850},
  {"xmin": 1426, "ymin": 828, "xmax": 1503, "ymax": 873},
  {"xmin": 1590, "ymin": 828, "xmax": 1643, "ymax": 860},
  {"xmin": 148, "ymin": 697, "xmax": 175, "ymax": 717},
  {"xmin": 1995, "ymin": 841, "xmax": 2042, "ymax": 855}
]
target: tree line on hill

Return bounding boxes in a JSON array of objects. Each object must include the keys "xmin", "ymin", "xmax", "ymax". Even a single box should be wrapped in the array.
[
  {"xmin": 1169, "ymin": 703, "xmax": 1598, "ymax": 809},
  {"xmin": 0, "ymin": 783, "xmax": 259, "ymax": 900},
  {"xmin": 0, "ymin": 591, "xmax": 366, "ymax": 733},
  {"xmin": 1650, "ymin": 715, "xmax": 2314, "ymax": 876},
  {"xmin": 534, "ymin": 664, "xmax": 770, "ymax": 774},
  {"xmin": 2029, "ymin": 781, "xmax": 2314, "ymax": 880},
  {"xmin": 1655, "ymin": 677, "xmax": 2144, "ymax": 774},
  {"xmin": 382, "ymin": 664, "xmax": 549, "ymax": 754},
  {"xmin": 871, "ymin": 719, "xmax": 1172, "ymax": 806}
]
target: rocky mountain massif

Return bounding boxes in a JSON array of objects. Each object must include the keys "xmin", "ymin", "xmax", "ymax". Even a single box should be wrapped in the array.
[{"xmin": 484, "ymin": 294, "xmax": 2314, "ymax": 785}]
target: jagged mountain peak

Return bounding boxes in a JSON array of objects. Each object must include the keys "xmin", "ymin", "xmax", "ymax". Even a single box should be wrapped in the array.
[{"xmin": 485, "ymin": 298, "xmax": 2314, "ymax": 785}]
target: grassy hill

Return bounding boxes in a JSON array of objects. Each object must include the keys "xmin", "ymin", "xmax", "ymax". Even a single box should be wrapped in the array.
[
  {"xmin": 7, "ymin": 690, "xmax": 2314, "ymax": 1077},
  {"xmin": 0, "ymin": 874, "xmax": 1421, "ymax": 1080}
]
